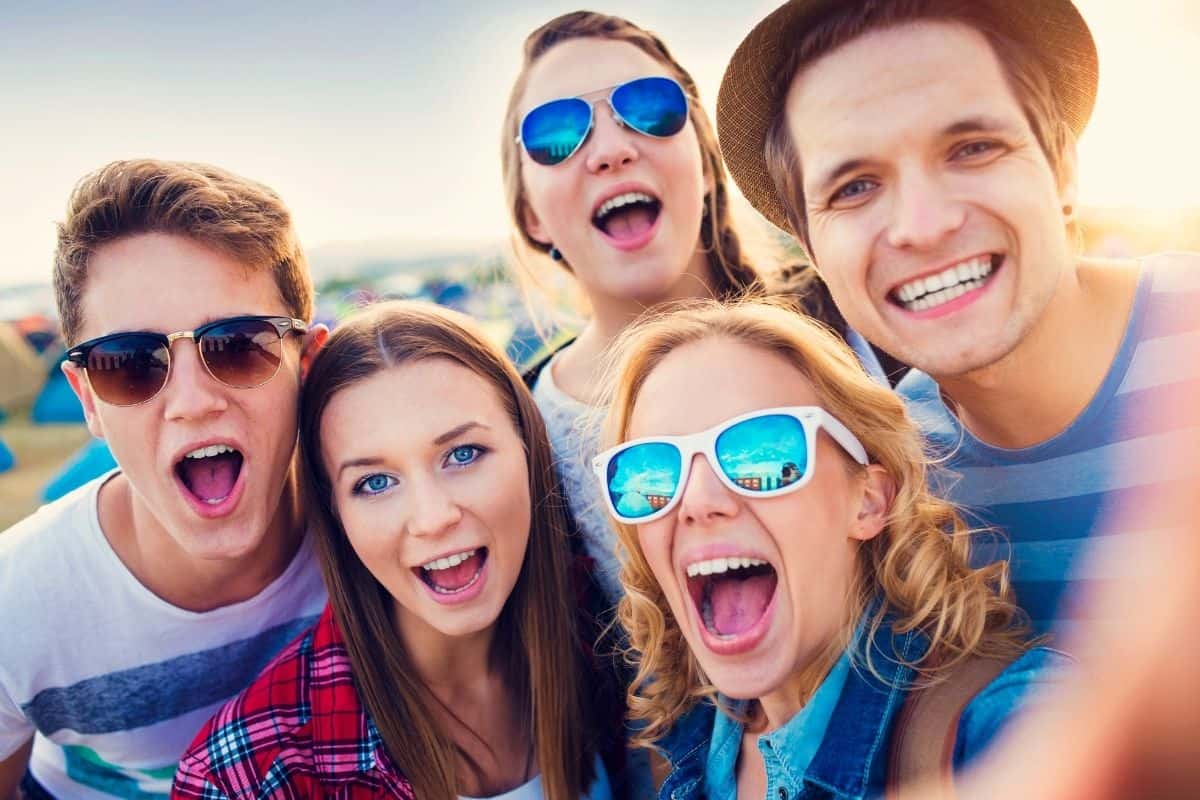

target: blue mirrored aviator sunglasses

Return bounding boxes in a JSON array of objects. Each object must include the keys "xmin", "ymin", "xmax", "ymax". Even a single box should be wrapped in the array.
[
  {"xmin": 592, "ymin": 406, "xmax": 869, "ymax": 525},
  {"xmin": 517, "ymin": 75, "xmax": 690, "ymax": 166}
]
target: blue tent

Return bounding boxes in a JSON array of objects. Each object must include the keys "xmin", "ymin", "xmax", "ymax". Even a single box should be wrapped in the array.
[
  {"xmin": 42, "ymin": 438, "xmax": 117, "ymax": 501},
  {"xmin": 0, "ymin": 437, "xmax": 13, "ymax": 474},
  {"xmin": 32, "ymin": 358, "xmax": 85, "ymax": 424}
]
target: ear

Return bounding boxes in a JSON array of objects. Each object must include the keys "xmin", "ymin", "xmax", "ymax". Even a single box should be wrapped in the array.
[
  {"xmin": 1056, "ymin": 137, "xmax": 1079, "ymax": 216},
  {"xmin": 520, "ymin": 201, "xmax": 553, "ymax": 248},
  {"xmin": 61, "ymin": 360, "xmax": 106, "ymax": 440},
  {"xmin": 848, "ymin": 464, "xmax": 894, "ymax": 542},
  {"xmin": 299, "ymin": 324, "xmax": 329, "ymax": 382}
]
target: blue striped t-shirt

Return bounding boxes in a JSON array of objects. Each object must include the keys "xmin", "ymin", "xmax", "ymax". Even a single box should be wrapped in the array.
[{"xmin": 898, "ymin": 255, "xmax": 1200, "ymax": 639}]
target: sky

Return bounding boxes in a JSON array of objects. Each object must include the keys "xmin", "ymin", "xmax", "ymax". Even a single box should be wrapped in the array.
[{"xmin": 1, "ymin": 0, "xmax": 1197, "ymax": 289}]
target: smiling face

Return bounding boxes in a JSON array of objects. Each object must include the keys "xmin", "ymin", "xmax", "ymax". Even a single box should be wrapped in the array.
[
  {"xmin": 517, "ymin": 37, "xmax": 713, "ymax": 308},
  {"xmin": 627, "ymin": 336, "xmax": 884, "ymax": 702},
  {"xmin": 320, "ymin": 358, "xmax": 532, "ymax": 642},
  {"xmin": 65, "ymin": 232, "xmax": 308, "ymax": 561},
  {"xmin": 785, "ymin": 20, "xmax": 1076, "ymax": 378}
]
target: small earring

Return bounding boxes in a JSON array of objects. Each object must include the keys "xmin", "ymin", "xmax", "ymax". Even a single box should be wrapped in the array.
[
  {"xmin": 549, "ymin": 246, "xmax": 563, "ymax": 261},
  {"xmin": 1062, "ymin": 204, "xmax": 1074, "ymax": 220}
]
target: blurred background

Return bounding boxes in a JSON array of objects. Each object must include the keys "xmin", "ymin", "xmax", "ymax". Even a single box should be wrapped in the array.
[{"xmin": 2, "ymin": 0, "xmax": 1198, "ymax": 529}]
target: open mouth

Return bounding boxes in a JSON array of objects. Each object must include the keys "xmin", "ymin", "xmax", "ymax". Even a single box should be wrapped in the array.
[
  {"xmin": 415, "ymin": 547, "xmax": 488, "ymax": 595},
  {"xmin": 890, "ymin": 254, "xmax": 1000, "ymax": 312},
  {"xmin": 686, "ymin": 556, "xmax": 778, "ymax": 640},
  {"xmin": 592, "ymin": 191, "xmax": 662, "ymax": 243},
  {"xmin": 175, "ymin": 444, "xmax": 244, "ymax": 506}
]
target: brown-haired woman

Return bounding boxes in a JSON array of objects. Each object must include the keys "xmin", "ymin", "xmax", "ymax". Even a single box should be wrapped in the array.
[
  {"xmin": 502, "ymin": 10, "xmax": 903, "ymax": 608},
  {"xmin": 173, "ymin": 302, "xmax": 625, "ymax": 800}
]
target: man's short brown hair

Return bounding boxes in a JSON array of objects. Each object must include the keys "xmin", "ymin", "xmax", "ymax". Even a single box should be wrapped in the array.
[{"xmin": 54, "ymin": 159, "xmax": 314, "ymax": 345}]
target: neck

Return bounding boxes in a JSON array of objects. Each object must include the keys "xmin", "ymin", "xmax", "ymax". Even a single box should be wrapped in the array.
[
  {"xmin": 395, "ymin": 610, "xmax": 499, "ymax": 696},
  {"xmin": 937, "ymin": 258, "xmax": 1141, "ymax": 449},
  {"xmin": 755, "ymin": 634, "xmax": 846, "ymax": 733},
  {"xmin": 554, "ymin": 247, "xmax": 717, "ymax": 402},
  {"xmin": 103, "ymin": 472, "xmax": 303, "ymax": 612}
]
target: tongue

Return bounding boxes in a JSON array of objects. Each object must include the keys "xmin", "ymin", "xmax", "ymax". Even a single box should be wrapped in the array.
[
  {"xmin": 602, "ymin": 205, "xmax": 656, "ymax": 240},
  {"xmin": 179, "ymin": 452, "xmax": 240, "ymax": 503},
  {"xmin": 709, "ymin": 572, "xmax": 775, "ymax": 636},
  {"xmin": 429, "ymin": 552, "xmax": 483, "ymax": 591}
]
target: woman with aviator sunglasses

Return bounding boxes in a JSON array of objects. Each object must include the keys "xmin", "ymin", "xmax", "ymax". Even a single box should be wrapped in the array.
[
  {"xmin": 596, "ymin": 299, "xmax": 1068, "ymax": 799},
  {"xmin": 502, "ymin": 11, "xmax": 899, "ymax": 607}
]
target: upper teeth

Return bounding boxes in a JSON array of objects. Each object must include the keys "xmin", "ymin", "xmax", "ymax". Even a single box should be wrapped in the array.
[
  {"xmin": 184, "ymin": 444, "xmax": 235, "ymax": 459},
  {"xmin": 595, "ymin": 191, "xmax": 655, "ymax": 219},
  {"xmin": 894, "ymin": 255, "xmax": 994, "ymax": 311},
  {"xmin": 686, "ymin": 556, "xmax": 767, "ymax": 578},
  {"xmin": 422, "ymin": 549, "xmax": 477, "ymax": 572}
]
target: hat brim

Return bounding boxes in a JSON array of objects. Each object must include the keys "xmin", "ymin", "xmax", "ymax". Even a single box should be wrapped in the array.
[{"xmin": 717, "ymin": 0, "xmax": 1098, "ymax": 234}]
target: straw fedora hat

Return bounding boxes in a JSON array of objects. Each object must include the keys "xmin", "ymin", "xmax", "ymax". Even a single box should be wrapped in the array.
[{"xmin": 717, "ymin": 0, "xmax": 1098, "ymax": 233}]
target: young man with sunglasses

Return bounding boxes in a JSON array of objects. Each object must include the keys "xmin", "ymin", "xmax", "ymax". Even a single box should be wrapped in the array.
[
  {"xmin": 0, "ymin": 160, "xmax": 328, "ymax": 800},
  {"xmin": 716, "ymin": 0, "xmax": 1200, "ymax": 639}
]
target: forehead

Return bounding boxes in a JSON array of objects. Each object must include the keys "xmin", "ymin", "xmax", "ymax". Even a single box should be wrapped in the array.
[
  {"xmin": 320, "ymin": 358, "xmax": 516, "ymax": 457},
  {"xmin": 784, "ymin": 21, "xmax": 1027, "ymax": 170},
  {"xmin": 81, "ymin": 232, "xmax": 287, "ymax": 339},
  {"xmin": 519, "ymin": 37, "xmax": 673, "ymax": 112},
  {"xmin": 629, "ymin": 336, "xmax": 819, "ymax": 438}
]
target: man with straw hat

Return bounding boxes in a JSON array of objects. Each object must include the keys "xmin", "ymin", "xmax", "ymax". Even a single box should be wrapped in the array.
[{"xmin": 717, "ymin": 0, "xmax": 1200, "ymax": 640}]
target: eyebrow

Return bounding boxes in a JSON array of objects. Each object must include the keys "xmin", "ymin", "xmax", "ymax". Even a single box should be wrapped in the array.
[
  {"xmin": 334, "ymin": 421, "xmax": 491, "ymax": 479},
  {"xmin": 434, "ymin": 421, "xmax": 489, "ymax": 445},
  {"xmin": 811, "ymin": 116, "xmax": 1017, "ymax": 196}
]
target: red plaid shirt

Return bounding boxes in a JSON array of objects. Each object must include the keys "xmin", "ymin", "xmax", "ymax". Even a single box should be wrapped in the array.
[{"xmin": 172, "ymin": 604, "xmax": 415, "ymax": 799}]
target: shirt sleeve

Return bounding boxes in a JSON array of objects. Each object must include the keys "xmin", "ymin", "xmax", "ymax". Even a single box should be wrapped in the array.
[
  {"xmin": 953, "ymin": 647, "xmax": 1075, "ymax": 769},
  {"xmin": 0, "ymin": 680, "xmax": 34, "ymax": 760}
]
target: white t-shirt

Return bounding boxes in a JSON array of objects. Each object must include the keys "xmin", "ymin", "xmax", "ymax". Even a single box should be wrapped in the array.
[
  {"xmin": 530, "ymin": 351, "xmax": 622, "ymax": 606},
  {"xmin": 0, "ymin": 471, "xmax": 326, "ymax": 799}
]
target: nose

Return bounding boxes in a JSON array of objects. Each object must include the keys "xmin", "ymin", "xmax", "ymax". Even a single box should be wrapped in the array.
[
  {"xmin": 161, "ymin": 340, "xmax": 228, "ymax": 421},
  {"xmin": 885, "ymin": 168, "xmax": 965, "ymax": 251},
  {"xmin": 405, "ymin": 476, "xmax": 464, "ymax": 539},
  {"xmin": 676, "ymin": 455, "xmax": 739, "ymax": 527},
  {"xmin": 583, "ymin": 103, "xmax": 639, "ymax": 175}
]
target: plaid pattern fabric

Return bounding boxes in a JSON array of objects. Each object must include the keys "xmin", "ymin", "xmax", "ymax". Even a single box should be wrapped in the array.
[{"xmin": 172, "ymin": 605, "xmax": 414, "ymax": 799}]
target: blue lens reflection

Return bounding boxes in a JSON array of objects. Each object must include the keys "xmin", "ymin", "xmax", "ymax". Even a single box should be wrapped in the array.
[
  {"xmin": 715, "ymin": 415, "xmax": 808, "ymax": 492},
  {"xmin": 611, "ymin": 76, "xmax": 688, "ymax": 138},
  {"xmin": 606, "ymin": 442, "xmax": 682, "ymax": 519},
  {"xmin": 521, "ymin": 97, "xmax": 592, "ymax": 165}
]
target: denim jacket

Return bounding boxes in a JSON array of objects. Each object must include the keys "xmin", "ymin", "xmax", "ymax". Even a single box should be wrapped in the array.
[{"xmin": 653, "ymin": 620, "xmax": 1069, "ymax": 800}]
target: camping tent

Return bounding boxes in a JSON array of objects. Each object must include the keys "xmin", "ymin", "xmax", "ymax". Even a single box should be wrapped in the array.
[
  {"xmin": 0, "ymin": 436, "xmax": 13, "ymax": 474},
  {"xmin": 32, "ymin": 357, "xmax": 85, "ymax": 424},
  {"xmin": 42, "ymin": 438, "xmax": 116, "ymax": 501},
  {"xmin": 0, "ymin": 322, "xmax": 44, "ymax": 411}
]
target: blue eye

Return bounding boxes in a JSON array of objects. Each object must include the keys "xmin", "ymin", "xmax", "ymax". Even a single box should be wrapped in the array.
[
  {"xmin": 353, "ymin": 473, "xmax": 396, "ymax": 496},
  {"xmin": 446, "ymin": 445, "xmax": 484, "ymax": 467},
  {"xmin": 831, "ymin": 177, "xmax": 878, "ymax": 205}
]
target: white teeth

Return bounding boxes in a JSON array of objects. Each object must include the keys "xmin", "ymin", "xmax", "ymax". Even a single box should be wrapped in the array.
[
  {"xmin": 184, "ymin": 444, "xmax": 235, "ymax": 460},
  {"xmin": 686, "ymin": 557, "xmax": 767, "ymax": 578},
  {"xmin": 894, "ymin": 255, "xmax": 995, "ymax": 311},
  {"xmin": 594, "ymin": 191, "xmax": 656, "ymax": 219},
  {"xmin": 421, "ymin": 548, "xmax": 477, "ymax": 572}
]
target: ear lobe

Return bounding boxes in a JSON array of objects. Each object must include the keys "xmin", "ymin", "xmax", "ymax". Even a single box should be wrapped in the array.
[
  {"xmin": 1056, "ymin": 137, "xmax": 1079, "ymax": 213},
  {"xmin": 61, "ymin": 360, "xmax": 106, "ymax": 440},
  {"xmin": 850, "ymin": 464, "xmax": 894, "ymax": 542},
  {"xmin": 299, "ymin": 324, "xmax": 329, "ymax": 381},
  {"xmin": 520, "ymin": 201, "xmax": 553, "ymax": 248}
]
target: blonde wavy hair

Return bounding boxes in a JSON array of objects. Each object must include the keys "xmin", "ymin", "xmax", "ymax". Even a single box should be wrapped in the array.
[{"xmin": 600, "ymin": 299, "xmax": 1028, "ymax": 747}]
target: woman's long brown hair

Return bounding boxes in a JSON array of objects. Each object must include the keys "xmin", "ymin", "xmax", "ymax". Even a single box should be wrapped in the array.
[{"xmin": 299, "ymin": 301, "xmax": 594, "ymax": 799}]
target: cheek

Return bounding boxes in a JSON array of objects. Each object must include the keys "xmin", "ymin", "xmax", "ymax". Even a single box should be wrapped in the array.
[{"xmin": 636, "ymin": 522, "xmax": 675, "ymax": 588}]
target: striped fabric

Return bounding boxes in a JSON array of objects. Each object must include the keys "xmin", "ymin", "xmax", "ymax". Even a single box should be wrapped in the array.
[
  {"xmin": 898, "ymin": 255, "xmax": 1200, "ymax": 639},
  {"xmin": 172, "ymin": 605, "xmax": 414, "ymax": 799}
]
